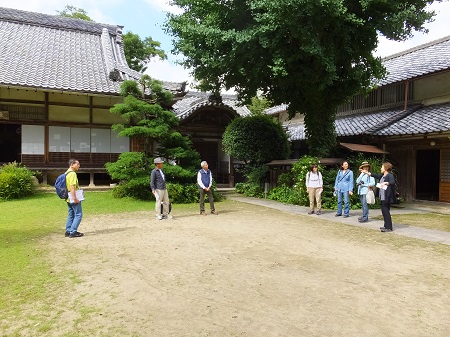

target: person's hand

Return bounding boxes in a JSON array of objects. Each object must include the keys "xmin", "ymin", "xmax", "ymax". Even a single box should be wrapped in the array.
[
  {"xmin": 74, "ymin": 198, "xmax": 80, "ymax": 204},
  {"xmin": 349, "ymin": 191, "xmax": 353, "ymax": 196}
]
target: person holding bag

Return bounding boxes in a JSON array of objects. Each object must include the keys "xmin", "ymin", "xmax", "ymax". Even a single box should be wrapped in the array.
[
  {"xmin": 334, "ymin": 161, "xmax": 354, "ymax": 218},
  {"xmin": 305, "ymin": 164, "xmax": 323, "ymax": 215},
  {"xmin": 361, "ymin": 162, "xmax": 396, "ymax": 232},
  {"xmin": 356, "ymin": 161, "xmax": 375, "ymax": 223}
]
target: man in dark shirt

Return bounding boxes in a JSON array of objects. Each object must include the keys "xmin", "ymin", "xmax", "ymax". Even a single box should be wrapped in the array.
[{"xmin": 150, "ymin": 157, "xmax": 170, "ymax": 220}]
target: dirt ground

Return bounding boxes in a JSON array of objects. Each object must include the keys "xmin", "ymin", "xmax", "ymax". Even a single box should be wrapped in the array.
[{"xmin": 21, "ymin": 200, "xmax": 450, "ymax": 336}]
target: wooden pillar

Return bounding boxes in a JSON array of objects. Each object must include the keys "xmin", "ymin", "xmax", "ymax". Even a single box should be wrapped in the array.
[{"xmin": 89, "ymin": 172, "xmax": 95, "ymax": 187}]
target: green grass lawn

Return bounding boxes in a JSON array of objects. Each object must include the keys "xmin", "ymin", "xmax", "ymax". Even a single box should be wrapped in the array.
[
  {"xmin": 0, "ymin": 191, "xmax": 157, "ymax": 316},
  {"xmin": 391, "ymin": 213, "xmax": 450, "ymax": 232}
]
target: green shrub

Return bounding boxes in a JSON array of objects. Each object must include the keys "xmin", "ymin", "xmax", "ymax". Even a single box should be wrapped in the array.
[
  {"xmin": 234, "ymin": 182, "xmax": 264, "ymax": 198},
  {"xmin": 268, "ymin": 185, "xmax": 303, "ymax": 205},
  {"xmin": 112, "ymin": 176, "xmax": 151, "ymax": 200},
  {"xmin": 0, "ymin": 162, "xmax": 36, "ymax": 201}
]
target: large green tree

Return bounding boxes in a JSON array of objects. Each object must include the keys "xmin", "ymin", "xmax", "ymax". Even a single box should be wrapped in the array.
[
  {"xmin": 166, "ymin": 0, "xmax": 437, "ymax": 156},
  {"xmin": 123, "ymin": 32, "xmax": 167, "ymax": 72}
]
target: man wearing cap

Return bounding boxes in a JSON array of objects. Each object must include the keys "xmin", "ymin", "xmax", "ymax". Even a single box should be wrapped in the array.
[
  {"xmin": 150, "ymin": 157, "xmax": 170, "ymax": 220},
  {"xmin": 356, "ymin": 161, "xmax": 376, "ymax": 223}
]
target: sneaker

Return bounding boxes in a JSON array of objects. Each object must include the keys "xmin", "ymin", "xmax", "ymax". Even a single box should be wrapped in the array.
[
  {"xmin": 200, "ymin": 211, "xmax": 206, "ymax": 216},
  {"xmin": 316, "ymin": 211, "xmax": 321, "ymax": 215},
  {"xmin": 343, "ymin": 215, "xmax": 349, "ymax": 218},
  {"xmin": 65, "ymin": 231, "xmax": 70, "ymax": 237},
  {"xmin": 211, "ymin": 210, "xmax": 218, "ymax": 215},
  {"xmin": 335, "ymin": 214, "xmax": 342, "ymax": 217},
  {"xmin": 69, "ymin": 231, "xmax": 84, "ymax": 238},
  {"xmin": 157, "ymin": 215, "xmax": 163, "ymax": 220},
  {"xmin": 308, "ymin": 210, "xmax": 314, "ymax": 215},
  {"xmin": 380, "ymin": 228, "xmax": 393, "ymax": 232},
  {"xmin": 162, "ymin": 215, "xmax": 168, "ymax": 219}
]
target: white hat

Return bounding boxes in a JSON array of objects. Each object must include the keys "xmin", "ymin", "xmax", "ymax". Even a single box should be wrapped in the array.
[{"xmin": 154, "ymin": 157, "xmax": 164, "ymax": 164}]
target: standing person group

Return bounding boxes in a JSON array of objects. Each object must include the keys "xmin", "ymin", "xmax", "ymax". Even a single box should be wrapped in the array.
[
  {"xmin": 305, "ymin": 164, "xmax": 323, "ymax": 215},
  {"xmin": 150, "ymin": 157, "xmax": 171, "ymax": 220},
  {"xmin": 360, "ymin": 162, "xmax": 396, "ymax": 232},
  {"xmin": 334, "ymin": 161, "xmax": 354, "ymax": 218},
  {"xmin": 197, "ymin": 161, "xmax": 217, "ymax": 215}
]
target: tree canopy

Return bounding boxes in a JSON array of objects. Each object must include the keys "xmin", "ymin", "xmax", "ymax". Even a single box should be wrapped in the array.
[
  {"xmin": 123, "ymin": 32, "xmax": 167, "ymax": 72},
  {"xmin": 56, "ymin": 5, "xmax": 92, "ymax": 21},
  {"xmin": 166, "ymin": 0, "xmax": 436, "ymax": 156},
  {"xmin": 222, "ymin": 114, "xmax": 290, "ymax": 166}
]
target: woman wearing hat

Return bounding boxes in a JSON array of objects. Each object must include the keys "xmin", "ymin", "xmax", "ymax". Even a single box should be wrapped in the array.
[
  {"xmin": 334, "ymin": 161, "xmax": 354, "ymax": 218},
  {"xmin": 356, "ymin": 162, "xmax": 375, "ymax": 223}
]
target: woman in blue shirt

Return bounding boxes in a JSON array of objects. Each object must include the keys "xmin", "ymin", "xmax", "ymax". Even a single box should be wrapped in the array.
[
  {"xmin": 334, "ymin": 161, "xmax": 354, "ymax": 218},
  {"xmin": 356, "ymin": 161, "xmax": 375, "ymax": 223}
]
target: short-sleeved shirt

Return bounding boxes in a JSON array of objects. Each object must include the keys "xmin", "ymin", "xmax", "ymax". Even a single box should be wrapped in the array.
[
  {"xmin": 65, "ymin": 170, "xmax": 79, "ymax": 202},
  {"xmin": 65, "ymin": 170, "xmax": 78, "ymax": 190}
]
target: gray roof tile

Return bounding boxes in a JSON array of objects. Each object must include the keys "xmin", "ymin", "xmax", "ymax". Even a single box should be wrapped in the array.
[
  {"xmin": 0, "ymin": 7, "xmax": 184, "ymax": 95},
  {"xmin": 373, "ymin": 102, "xmax": 450, "ymax": 136},
  {"xmin": 173, "ymin": 92, "xmax": 251, "ymax": 119},
  {"xmin": 380, "ymin": 36, "xmax": 450, "ymax": 85}
]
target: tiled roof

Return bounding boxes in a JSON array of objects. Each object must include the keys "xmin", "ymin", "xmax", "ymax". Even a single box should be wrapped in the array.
[
  {"xmin": 287, "ymin": 105, "xmax": 427, "ymax": 140},
  {"xmin": 0, "ymin": 7, "xmax": 184, "ymax": 95},
  {"xmin": 335, "ymin": 107, "xmax": 417, "ymax": 137},
  {"xmin": 379, "ymin": 35, "xmax": 450, "ymax": 85},
  {"xmin": 286, "ymin": 122, "xmax": 305, "ymax": 141},
  {"xmin": 173, "ymin": 92, "xmax": 251, "ymax": 119},
  {"xmin": 264, "ymin": 104, "xmax": 289, "ymax": 115},
  {"xmin": 373, "ymin": 102, "xmax": 450, "ymax": 136}
]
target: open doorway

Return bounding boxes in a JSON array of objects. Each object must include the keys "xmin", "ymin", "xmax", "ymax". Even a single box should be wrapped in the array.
[
  {"xmin": 0, "ymin": 124, "xmax": 21, "ymax": 164},
  {"xmin": 416, "ymin": 149, "xmax": 440, "ymax": 201}
]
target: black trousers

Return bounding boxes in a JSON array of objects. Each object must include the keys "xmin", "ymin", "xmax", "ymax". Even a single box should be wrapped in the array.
[{"xmin": 381, "ymin": 200, "xmax": 393, "ymax": 230}]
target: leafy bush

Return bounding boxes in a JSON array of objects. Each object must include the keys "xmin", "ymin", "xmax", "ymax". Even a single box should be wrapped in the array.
[
  {"xmin": 235, "ymin": 182, "xmax": 264, "ymax": 198},
  {"xmin": 112, "ymin": 176, "xmax": 151, "ymax": 200},
  {"xmin": 0, "ymin": 162, "xmax": 36, "ymax": 200},
  {"xmin": 267, "ymin": 185, "xmax": 303, "ymax": 205}
]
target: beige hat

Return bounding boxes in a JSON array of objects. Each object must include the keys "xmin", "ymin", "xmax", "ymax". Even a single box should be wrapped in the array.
[
  {"xmin": 154, "ymin": 157, "xmax": 164, "ymax": 164},
  {"xmin": 359, "ymin": 161, "xmax": 371, "ymax": 170}
]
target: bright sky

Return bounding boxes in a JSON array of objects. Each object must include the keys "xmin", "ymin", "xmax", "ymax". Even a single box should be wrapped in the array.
[{"xmin": 1, "ymin": 0, "xmax": 450, "ymax": 85}]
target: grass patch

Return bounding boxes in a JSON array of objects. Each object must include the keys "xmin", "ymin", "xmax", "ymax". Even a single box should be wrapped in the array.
[{"xmin": 391, "ymin": 213, "xmax": 450, "ymax": 232}]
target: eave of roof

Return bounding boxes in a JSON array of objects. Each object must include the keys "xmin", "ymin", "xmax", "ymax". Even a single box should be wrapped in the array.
[
  {"xmin": 378, "ymin": 35, "xmax": 450, "ymax": 86},
  {"xmin": 172, "ymin": 92, "xmax": 251, "ymax": 119}
]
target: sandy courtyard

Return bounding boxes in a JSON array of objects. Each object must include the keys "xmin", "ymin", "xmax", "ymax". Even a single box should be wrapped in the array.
[{"xmin": 28, "ymin": 200, "xmax": 450, "ymax": 336}]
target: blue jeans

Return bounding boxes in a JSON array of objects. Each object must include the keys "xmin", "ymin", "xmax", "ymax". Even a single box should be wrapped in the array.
[
  {"xmin": 359, "ymin": 194, "xmax": 368, "ymax": 220},
  {"xmin": 337, "ymin": 191, "xmax": 350, "ymax": 216},
  {"xmin": 66, "ymin": 202, "xmax": 83, "ymax": 234}
]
